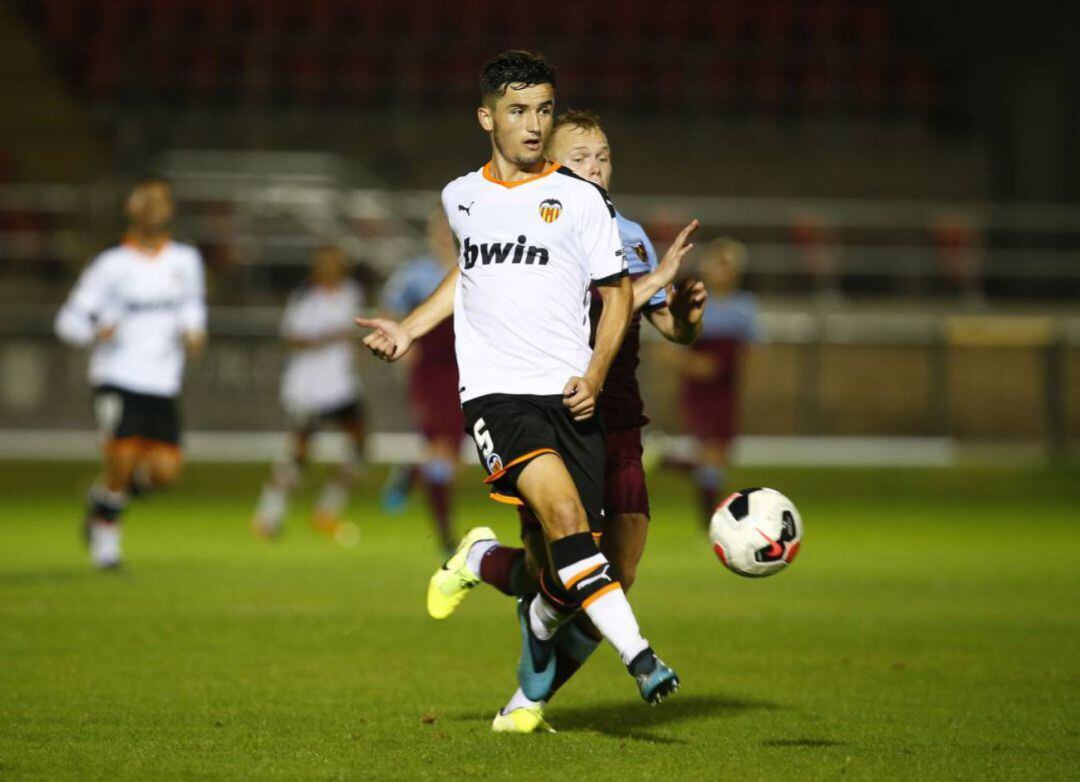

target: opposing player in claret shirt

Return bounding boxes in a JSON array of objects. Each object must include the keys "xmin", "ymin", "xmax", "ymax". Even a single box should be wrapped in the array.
[
  {"xmin": 379, "ymin": 211, "xmax": 464, "ymax": 555},
  {"xmin": 426, "ymin": 110, "xmax": 708, "ymax": 731},
  {"xmin": 358, "ymin": 51, "xmax": 681, "ymax": 727},
  {"xmin": 670, "ymin": 238, "xmax": 760, "ymax": 526},
  {"xmin": 251, "ymin": 245, "xmax": 368, "ymax": 542},
  {"xmin": 55, "ymin": 176, "xmax": 206, "ymax": 570}
]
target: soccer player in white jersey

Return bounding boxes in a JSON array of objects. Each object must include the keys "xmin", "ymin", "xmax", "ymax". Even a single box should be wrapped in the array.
[
  {"xmin": 55, "ymin": 176, "xmax": 206, "ymax": 569},
  {"xmin": 438, "ymin": 109, "xmax": 708, "ymax": 731},
  {"xmin": 252, "ymin": 245, "xmax": 367, "ymax": 542},
  {"xmin": 357, "ymin": 51, "xmax": 680, "ymax": 725}
]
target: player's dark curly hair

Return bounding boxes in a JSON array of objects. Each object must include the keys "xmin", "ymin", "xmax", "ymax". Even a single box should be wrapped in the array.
[{"xmin": 479, "ymin": 50, "xmax": 556, "ymax": 105}]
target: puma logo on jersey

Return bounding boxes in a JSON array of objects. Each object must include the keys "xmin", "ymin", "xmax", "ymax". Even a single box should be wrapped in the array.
[
  {"xmin": 458, "ymin": 202, "xmax": 474, "ymax": 215},
  {"xmin": 576, "ymin": 564, "xmax": 612, "ymax": 591},
  {"xmin": 461, "ymin": 235, "xmax": 549, "ymax": 270}
]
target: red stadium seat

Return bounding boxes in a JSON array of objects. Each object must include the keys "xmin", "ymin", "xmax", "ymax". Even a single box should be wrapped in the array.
[
  {"xmin": 86, "ymin": 43, "xmax": 121, "ymax": 101},
  {"xmin": 707, "ymin": 57, "xmax": 738, "ymax": 108},
  {"xmin": 41, "ymin": 0, "xmax": 83, "ymax": 44},
  {"xmin": 799, "ymin": 61, "xmax": 836, "ymax": 112},
  {"xmin": 853, "ymin": 59, "xmax": 887, "ymax": 114},
  {"xmin": 898, "ymin": 55, "xmax": 937, "ymax": 116},
  {"xmin": 754, "ymin": 0, "xmax": 796, "ymax": 45},
  {"xmin": 852, "ymin": 1, "xmax": 890, "ymax": 49},
  {"xmin": 749, "ymin": 62, "xmax": 786, "ymax": 113},
  {"xmin": 707, "ymin": 2, "xmax": 747, "ymax": 44},
  {"xmin": 803, "ymin": 0, "xmax": 847, "ymax": 43}
]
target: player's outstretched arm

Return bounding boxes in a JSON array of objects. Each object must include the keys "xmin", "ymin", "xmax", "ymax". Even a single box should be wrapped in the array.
[
  {"xmin": 357, "ymin": 266, "xmax": 459, "ymax": 362},
  {"xmin": 564, "ymin": 274, "xmax": 633, "ymax": 421},
  {"xmin": 630, "ymin": 219, "xmax": 698, "ymax": 311},
  {"xmin": 55, "ymin": 256, "xmax": 116, "ymax": 347},
  {"xmin": 646, "ymin": 278, "xmax": 708, "ymax": 345}
]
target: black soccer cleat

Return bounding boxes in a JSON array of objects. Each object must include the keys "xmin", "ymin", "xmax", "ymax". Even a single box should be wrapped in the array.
[{"xmin": 628, "ymin": 647, "xmax": 681, "ymax": 705}]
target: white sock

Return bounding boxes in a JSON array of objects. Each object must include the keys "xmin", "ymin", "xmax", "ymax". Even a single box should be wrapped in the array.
[
  {"xmin": 528, "ymin": 594, "xmax": 569, "ymax": 641},
  {"xmin": 464, "ymin": 539, "xmax": 497, "ymax": 578},
  {"xmin": 502, "ymin": 687, "xmax": 544, "ymax": 715},
  {"xmin": 254, "ymin": 483, "xmax": 289, "ymax": 529},
  {"xmin": 580, "ymin": 587, "xmax": 650, "ymax": 665},
  {"xmin": 316, "ymin": 480, "xmax": 349, "ymax": 516},
  {"xmin": 90, "ymin": 522, "xmax": 121, "ymax": 568}
]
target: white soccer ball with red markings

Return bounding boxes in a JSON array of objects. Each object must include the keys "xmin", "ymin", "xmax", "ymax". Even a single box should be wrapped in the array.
[{"xmin": 710, "ymin": 488, "xmax": 803, "ymax": 578}]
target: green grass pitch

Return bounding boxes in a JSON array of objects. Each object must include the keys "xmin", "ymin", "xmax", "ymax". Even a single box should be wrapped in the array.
[{"xmin": 1, "ymin": 460, "xmax": 1078, "ymax": 780}]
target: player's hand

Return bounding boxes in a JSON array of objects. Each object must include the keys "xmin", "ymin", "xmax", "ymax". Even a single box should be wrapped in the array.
[
  {"xmin": 184, "ymin": 330, "xmax": 207, "ymax": 358},
  {"xmin": 653, "ymin": 219, "xmax": 699, "ymax": 290},
  {"xmin": 356, "ymin": 317, "xmax": 413, "ymax": 362},
  {"xmin": 669, "ymin": 278, "xmax": 708, "ymax": 327},
  {"xmin": 562, "ymin": 375, "xmax": 599, "ymax": 421}
]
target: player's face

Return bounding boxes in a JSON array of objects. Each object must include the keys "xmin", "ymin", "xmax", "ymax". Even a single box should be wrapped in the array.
[
  {"xmin": 701, "ymin": 252, "xmax": 739, "ymax": 294},
  {"xmin": 478, "ymin": 83, "xmax": 555, "ymax": 169},
  {"xmin": 547, "ymin": 125, "xmax": 612, "ymax": 190},
  {"xmin": 311, "ymin": 248, "xmax": 348, "ymax": 288},
  {"xmin": 125, "ymin": 182, "xmax": 174, "ymax": 233}
]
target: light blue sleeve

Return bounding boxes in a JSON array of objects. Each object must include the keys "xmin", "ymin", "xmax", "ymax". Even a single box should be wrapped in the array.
[
  {"xmin": 741, "ymin": 294, "xmax": 762, "ymax": 342},
  {"xmin": 380, "ymin": 264, "xmax": 417, "ymax": 315},
  {"xmin": 640, "ymin": 232, "xmax": 668, "ymax": 311}
]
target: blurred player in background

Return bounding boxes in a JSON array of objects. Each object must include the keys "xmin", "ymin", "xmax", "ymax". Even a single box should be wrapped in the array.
[
  {"xmin": 428, "ymin": 109, "xmax": 707, "ymax": 731},
  {"xmin": 379, "ymin": 211, "xmax": 462, "ymax": 555},
  {"xmin": 670, "ymin": 238, "xmax": 760, "ymax": 526},
  {"xmin": 55, "ymin": 176, "xmax": 206, "ymax": 569},
  {"xmin": 251, "ymin": 245, "xmax": 366, "ymax": 543}
]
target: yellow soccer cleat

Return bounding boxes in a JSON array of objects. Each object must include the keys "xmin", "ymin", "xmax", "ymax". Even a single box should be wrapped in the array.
[
  {"xmin": 426, "ymin": 526, "xmax": 496, "ymax": 619},
  {"xmin": 310, "ymin": 510, "xmax": 342, "ymax": 538},
  {"xmin": 491, "ymin": 706, "xmax": 556, "ymax": 734}
]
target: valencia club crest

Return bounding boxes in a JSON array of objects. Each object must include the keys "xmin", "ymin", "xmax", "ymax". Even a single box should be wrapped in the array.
[{"xmin": 539, "ymin": 198, "xmax": 562, "ymax": 223}]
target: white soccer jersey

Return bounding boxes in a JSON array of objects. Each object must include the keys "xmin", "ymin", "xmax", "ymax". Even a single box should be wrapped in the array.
[
  {"xmin": 55, "ymin": 239, "xmax": 206, "ymax": 397},
  {"xmin": 279, "ymin": 279, "xmax": 363, "ymax": 415},
  {"xmin": 442, "ymin": 162, "xmax": 626, "ymax": 403}
]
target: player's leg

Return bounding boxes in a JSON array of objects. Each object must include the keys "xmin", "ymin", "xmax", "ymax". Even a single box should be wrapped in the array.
[
  {"xmin": 140, "ymin": 443, "xmax": 183, "ymax": 490},
  {"xmin": 515, "ymin": 452, "xmax": 674, "ymax": 702},
  {"xmin": 695, "ymin": 439, "xmax": 730, "ymax": 528},
  {"xmin": 311, "ymin": 405, "xmax": 365, "ymax": 535},
  {"xmin": 533, "ymin": 429, "xmax": 653, "ymax": 704},
  {"xmin": 417, "ymin": 436, "xmax": 458, "ymax": 555},
  {"xmin": 253, "ymin": 428, "xmax": 310, "ymax": 537},
  {"xmin": 85, "ymin": 437, "xmax": 139, "ymax": 569},
  {"xmin": 380, "ymin": 463, "xmax": 417, "ymax": 513}
]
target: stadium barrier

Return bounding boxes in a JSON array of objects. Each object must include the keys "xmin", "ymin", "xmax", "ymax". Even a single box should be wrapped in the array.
[{"xmin": 0, "ymin": 306, "xmax": 1075, "ymax": 463}]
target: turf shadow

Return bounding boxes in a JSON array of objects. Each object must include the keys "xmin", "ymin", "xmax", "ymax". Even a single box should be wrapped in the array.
[
  {"xmin": 761, "ymin": 738, "xmax": 845, "ymax": 748},
  {"xmin": 446, "ymin": 693, "xmax": 776, "ymax": 742},
  {"xmin": 0, "ymin": 567, "xmax": 106, "ymax": 585},
  {"xmin": 547, "ymin": 693, "xmax": 780, "ymax": 742}
]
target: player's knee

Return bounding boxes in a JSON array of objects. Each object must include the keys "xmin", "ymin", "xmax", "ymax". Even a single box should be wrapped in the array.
[
  {"xmin": 150, "ymin": 453, "xmax": 183, "ymax": 487},
  {"xmin": 545, "ymin": 496, "xmax": 587, "ymax": 539},
  {"xmin": 614, "ymin": 554, "xmax": 638, "ymax": 592}
]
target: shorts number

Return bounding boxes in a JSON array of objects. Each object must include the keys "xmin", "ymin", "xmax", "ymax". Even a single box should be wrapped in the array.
[{"xmin": 472, "ymin": 417, "xmax": 494, "ymax": 458}]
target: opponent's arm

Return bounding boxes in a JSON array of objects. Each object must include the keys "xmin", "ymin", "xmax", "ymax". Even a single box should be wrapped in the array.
[
  {"xmin": 357, "ymin": 266, "xmax": 459, "ymax": 362},
  {"xmin": 645, "ymin": 278, "xmax": 708, "ymax": 345},
  {"xmin": 629, "ymin": 219, "xmax": 698, "ymax": 310},
  {"xmin": 563, "ymin": 275, "xmax": 632, "ymax": 421}
]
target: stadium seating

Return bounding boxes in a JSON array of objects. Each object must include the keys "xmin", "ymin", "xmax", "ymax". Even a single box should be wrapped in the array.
[{"xmin": 19, "ymin": 0, "xmax": 941, "ymax": 119}]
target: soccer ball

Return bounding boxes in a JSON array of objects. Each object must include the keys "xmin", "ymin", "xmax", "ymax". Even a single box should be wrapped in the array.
[{"xmin": 709, "ymin": 488, "xmax": 802, "ymax": 578}]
